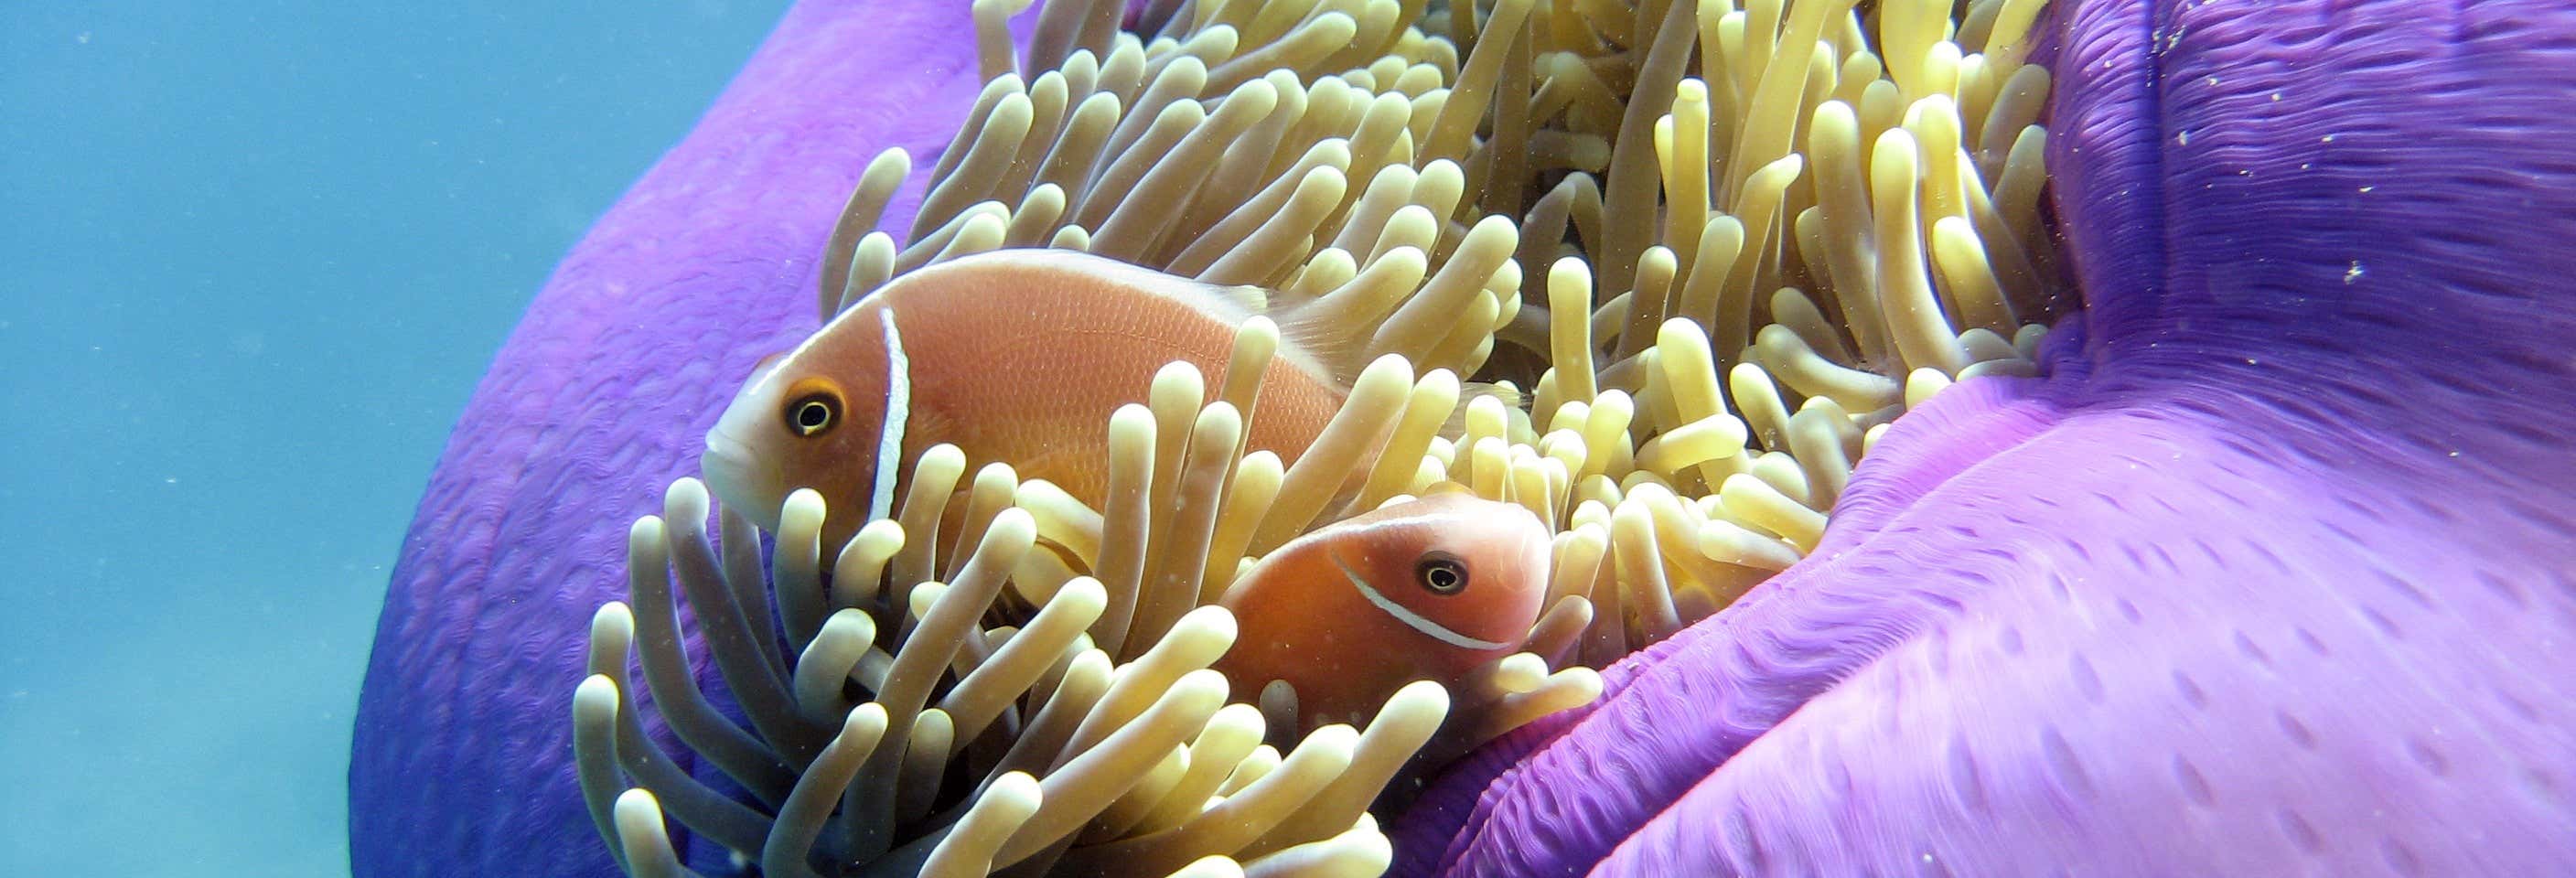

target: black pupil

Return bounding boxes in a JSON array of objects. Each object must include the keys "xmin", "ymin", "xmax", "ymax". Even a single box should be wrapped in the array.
[
  {"xmin": 1422, "ymin": 560, "xmax": 1464, "ymax": 593},
  {"xmin": 797, "ymin": 400, "xmax": 831, "ymax": 429}
]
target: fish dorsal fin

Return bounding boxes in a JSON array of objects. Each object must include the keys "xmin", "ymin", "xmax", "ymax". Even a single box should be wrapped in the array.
[
  {"xmin": 1197, "ymin": 280, "xmax": 1270, "ymax": 316},
  {"xmin": 1439, "ymin": 381, "xmax": 1529, "ymax": 440},
  {"xmin": 858, "ymin": 248, "xmax": 1357, "ymax": 390},
  {"xmin": 1032, "ymin": 251, "xmax": 1355, "ymax": 390},
  {"xmin": 1459, "ymin": 381, "xmax": 1526, "ymax": 411},
  {"xmin": 1114, "ymin": 265, "xmax": 1273, "ymax": 334},
  {"xmin": 923, "ymin": 248, "xmax": 1272, "ymax": 321},
  {"xmin": 1419, "ymin": 481, "xmax": 1475, "ymax": 499},
  {"xmin": 1266, "ymin": 295, "xmax": 1374, "ymax": 388}
]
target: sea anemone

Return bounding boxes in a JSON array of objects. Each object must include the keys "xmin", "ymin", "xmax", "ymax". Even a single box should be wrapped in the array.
[
  {"xmin": 575, "ymin": 476, "xmax": 1444, "ymax": 876},
  {"xmin": 350, "ymin": 0, "xmax": 2576, "ymax": 874},
  {"xmin": 569, "ymin": 0, "xmax": 2076, "ymax": 873}
]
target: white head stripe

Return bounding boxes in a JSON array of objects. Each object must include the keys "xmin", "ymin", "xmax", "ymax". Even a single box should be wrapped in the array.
[
  {"xmin": 1327, "ymin": 551, "xmax": 1512, "ymax": 651},
  {"xmin": 867, "ymin": 307, "xmax": 909, "ymax": 522}
]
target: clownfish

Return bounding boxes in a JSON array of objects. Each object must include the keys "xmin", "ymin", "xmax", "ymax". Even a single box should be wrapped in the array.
[
  {"xmin": 702, "ymin": 249, "xmax": 1349, "ymax": 550},
  {"xmin": 1213, "ymin": 490, "xmax": 1551, "ymax": 732}
]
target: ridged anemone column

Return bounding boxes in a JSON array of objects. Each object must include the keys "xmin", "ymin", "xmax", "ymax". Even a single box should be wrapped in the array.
[
  {"xmin": 1395, "ymin": 1, "xmax": 2576, "ymax": 874},
  {"xmin": 347, "ymin": 3, "xmax": 984, "ymax": 874}
]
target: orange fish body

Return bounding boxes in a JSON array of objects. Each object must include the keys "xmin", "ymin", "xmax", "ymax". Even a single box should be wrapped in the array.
[
  {"xmin": 1214, "ymin": 492, "xmax": 1552, "ymax": 731},
  {"xmin": 703, "ymin": 250, "xmax": 1347, "ymax": 550}
]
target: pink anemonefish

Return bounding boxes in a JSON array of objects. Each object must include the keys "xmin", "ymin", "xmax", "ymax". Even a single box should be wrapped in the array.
[
  {"xmin": 1214, "ymin": 490, "xmax": 1551, "ymax": 733},
  {"xmin": 702, "ymin": 249, "xmax": 1351, "ymax": 551}
]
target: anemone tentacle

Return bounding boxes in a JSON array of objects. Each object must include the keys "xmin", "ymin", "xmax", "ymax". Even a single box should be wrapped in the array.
[
  {"xmin": 1395, "ymin": 0, "xmax": 2576, "ymax": 873},
  {"xmin": 563, "ymin": 5, "xmax": 2090, "ymax": 871},
  {"xmin": 351, "ymin": 0, "xmax": 2576, "ymax": 875}
]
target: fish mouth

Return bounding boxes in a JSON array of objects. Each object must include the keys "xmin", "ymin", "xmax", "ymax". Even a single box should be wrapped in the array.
[{"xmin": 699, "ymin": 431, "xmax": 782, "ymax": 530}]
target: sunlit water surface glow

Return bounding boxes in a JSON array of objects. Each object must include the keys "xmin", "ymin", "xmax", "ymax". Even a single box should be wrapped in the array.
[{"xmin": 0, "ymin": 3, "xmax": 789, "ymax": 873}]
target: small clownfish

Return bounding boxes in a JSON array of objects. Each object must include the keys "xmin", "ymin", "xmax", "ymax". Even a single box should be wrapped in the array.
[
  {"xmin": 702, "ymin": 249, "xmax": 1350, "ymax": 551},
  {"xmin": 1213, "ymin": 491, "xmax": 1551, "ymax": 733}
]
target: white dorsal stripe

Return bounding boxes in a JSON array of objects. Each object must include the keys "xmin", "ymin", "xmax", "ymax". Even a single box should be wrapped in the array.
[
  {"xmin": 1314, "ymin": 511, "xmax": 1456, "ymax": 535},
  {"xmin": 930, "ymin": 250, "xmax": 1341, "ymax": 387},
  {"xmin": 1326, "ymin": 550, "xmax": 1512, "ymax": 651},
  {"xmin": 868, "ymin": 307, "xmax": 909, "ymax": 522}
]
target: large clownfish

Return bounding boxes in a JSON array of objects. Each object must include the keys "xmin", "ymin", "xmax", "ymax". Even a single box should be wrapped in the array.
[
  {"xmin": 1214, "ymin": 490, "xmax": 1551, "ymax": 733},
  {"xmin": 703, "ymin": 249, "xmax": 1349, "ymax": 550}
]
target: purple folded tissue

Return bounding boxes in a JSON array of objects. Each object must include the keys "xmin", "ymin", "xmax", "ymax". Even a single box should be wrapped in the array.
[{"xmin": 351, "ymin": 0, "xmax": 2576, "ymax": 875}]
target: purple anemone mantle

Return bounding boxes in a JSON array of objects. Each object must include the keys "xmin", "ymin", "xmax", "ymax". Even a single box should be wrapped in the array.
[{"xmin": 349, "ymin": 0, "xmax": 2576, "ymax": 875}]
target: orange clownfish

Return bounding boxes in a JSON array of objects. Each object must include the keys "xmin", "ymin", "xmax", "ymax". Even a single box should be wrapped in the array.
[
  {"xmin": 1214, "ymin": 491, "xmax": 1551, "ymax": 732},
  {"xmin": 701, "ymin": 249, "xmax": 1348, "ymax": 550}
]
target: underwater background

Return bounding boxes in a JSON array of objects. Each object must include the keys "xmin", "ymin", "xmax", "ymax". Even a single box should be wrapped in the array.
[{"xmin": 0, "ymin": 3, "xmax": 788, "ymax": 873}]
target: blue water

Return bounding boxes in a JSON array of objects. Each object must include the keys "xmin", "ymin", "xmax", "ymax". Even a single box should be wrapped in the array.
[{"xmin": 0, "ymin": 3, "xmax": 789, "ymax": 873}]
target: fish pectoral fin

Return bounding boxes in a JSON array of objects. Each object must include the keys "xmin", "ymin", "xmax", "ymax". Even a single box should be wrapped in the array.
[{"xmin": 1258, "ymin": 679, "xmax": 1300, "ymax": 741}]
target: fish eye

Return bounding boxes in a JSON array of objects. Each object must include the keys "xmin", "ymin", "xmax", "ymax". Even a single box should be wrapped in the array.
[
  {"xmin": 781, "ymin": 378, "xmax": 843, "ymax": 438},
  {"xmin": 1415, "ymin": 551, "xmax": 1468, "ymax": 595}
]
